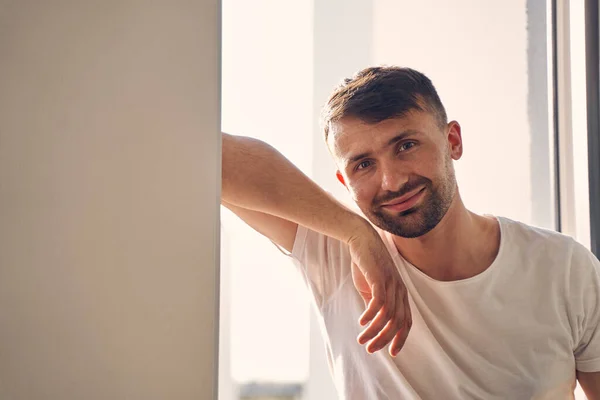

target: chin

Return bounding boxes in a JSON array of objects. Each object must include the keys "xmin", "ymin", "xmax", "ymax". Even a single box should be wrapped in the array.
[{"xmin": 371, "ymin": 208, "xmax": 438, "ymax": 238}]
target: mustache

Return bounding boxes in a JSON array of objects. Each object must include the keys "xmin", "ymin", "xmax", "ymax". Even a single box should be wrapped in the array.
[{"xmin": 373, "ymin": 177, "xmax": 431, "ymax": 206}]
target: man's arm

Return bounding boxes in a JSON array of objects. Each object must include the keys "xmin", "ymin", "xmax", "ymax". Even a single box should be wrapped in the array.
[
  {"xmin": 221, "ymin": 133, "xmax": 411, "ymax": 356},
  {"xmin": 577, "ymin": 370, "xmax": 600, "ymax": 399},
  {"xmin": 222, "ymin": 133, "xmax": 365, "ymax": 248},
  {"xmin": 222, "ymin": 199, "xmax": 297, "ymax": 252}
]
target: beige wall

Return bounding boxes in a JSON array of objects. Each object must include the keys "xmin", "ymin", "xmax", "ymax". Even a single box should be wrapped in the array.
[{"xmin": 0, "ymin": 1, "xmax": 220, "ymax": 399}]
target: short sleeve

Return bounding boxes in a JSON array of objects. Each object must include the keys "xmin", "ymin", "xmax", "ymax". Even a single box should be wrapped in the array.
[
  {"xmin": 290, "ymin": 225, "xmax": 353, "ymax": 309},
  {"xmin": 570, "ymin": 241, "xmax": 600, "ymax": 372}
]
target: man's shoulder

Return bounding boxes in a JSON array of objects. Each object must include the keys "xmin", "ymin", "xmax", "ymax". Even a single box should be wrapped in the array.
[
  {"xmin": 497, "ymin": 216, "xmax": 599, "ymax": 272},
  {"xmin": 498, "ymin": 216, "xmax": 575, "ymax": 250}
]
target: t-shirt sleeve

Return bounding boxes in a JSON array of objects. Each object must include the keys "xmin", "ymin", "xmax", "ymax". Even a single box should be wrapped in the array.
[
  {"xmin": 571, "ymin": 240, "xmax": 600, "ymax": 372},
  {"xmin": 290, "ymin": 224, "xmax": 353, "ymax": 309}
]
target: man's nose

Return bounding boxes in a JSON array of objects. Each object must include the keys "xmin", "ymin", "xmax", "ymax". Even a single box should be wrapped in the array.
[{"xmin": 380, "ymin": 164, "xmax": 407, "ymax": 193}]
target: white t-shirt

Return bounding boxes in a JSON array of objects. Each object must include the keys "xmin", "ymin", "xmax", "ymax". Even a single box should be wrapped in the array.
[{"xmin": 290, "ymin": 216, "xmax": 600, "ymax": 400}]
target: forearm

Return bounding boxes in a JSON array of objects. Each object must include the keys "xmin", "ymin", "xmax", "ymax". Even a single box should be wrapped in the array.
[{"xmin": 221, "ymin": 133, "xmax": 372, "ymax": 243}]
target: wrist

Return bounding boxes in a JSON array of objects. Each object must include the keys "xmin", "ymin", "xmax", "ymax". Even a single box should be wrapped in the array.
[{"xmin": 345, "ymin": 214, "xmax": 376, "ymax": 246}]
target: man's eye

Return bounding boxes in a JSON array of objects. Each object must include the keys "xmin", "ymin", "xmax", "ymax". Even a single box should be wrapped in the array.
[
  {"xmin": 398, "ymin": 142, "xmax": 416, "ymax": 152},
  {"xmin": 356, "ymin": 160, "xmax": 372, "ymax": 170}
]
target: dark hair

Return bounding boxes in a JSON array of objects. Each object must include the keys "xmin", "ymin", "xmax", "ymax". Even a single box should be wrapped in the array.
[{"xmin": 322, "ymin": 66, "xmax": 448, "ymax": 141}]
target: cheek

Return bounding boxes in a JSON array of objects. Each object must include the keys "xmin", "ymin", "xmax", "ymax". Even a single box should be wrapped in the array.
[
  {"xmin": 416, "ymin": 148, "xmax": 449, "ymax": 182},
  {"xmin": 347, "ymin": 181, "xmax": 377, "ymax": 205},
  {"xmin": 434, "ymin": 151, "xmax": 454, "ymax": 181}
]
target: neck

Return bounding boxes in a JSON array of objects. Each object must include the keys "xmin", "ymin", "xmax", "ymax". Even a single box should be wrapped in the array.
[{"xmin": 391, "ymin": 191, "xmax": 500, "ymax": 281}]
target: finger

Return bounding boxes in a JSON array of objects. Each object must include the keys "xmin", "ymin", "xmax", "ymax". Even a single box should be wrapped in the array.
[
  {"xmin": 390, "ymin": 292, "xmax": 412, "ymax": 356},
  {"xmin": 359, "ymin": 280, "xmax": 385, "ymax": 326},
  {"xmin": 357, "ymin": 280, "xmax": 395, "ymax": 345},
  {"xmin": 358, "ymin": 307, "xmax": 389, "ymax": 346},
  {"xmin": 366, "ymin": 318, "xmax": 400, "ymax": 354},
  {"xmin": 389, "ymin": 320, "xmax": 410, "ymax": 357},
  {"xmin": 365, "ymin": 282, "xmax": 402, "ymax": 352}
]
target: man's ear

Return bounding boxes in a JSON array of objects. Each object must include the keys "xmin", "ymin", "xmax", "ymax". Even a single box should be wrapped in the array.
[
  {"xmin": 447, "ymin": 121, "xmax": 463, "ymax": 160},
  {"xmin": 336, "ymin": 170, "xmax": 347, "ymax": 187}
]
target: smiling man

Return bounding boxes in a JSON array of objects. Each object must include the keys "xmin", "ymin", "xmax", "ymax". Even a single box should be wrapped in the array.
[{"xmin": 221, "ymin": 66, "xmax": 600, "ymax": 399}]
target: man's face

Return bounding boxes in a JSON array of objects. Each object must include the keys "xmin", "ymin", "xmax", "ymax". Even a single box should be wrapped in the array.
[{"xmin": 328, "ymin": 110, "xmax": 462, "ymax": 238}]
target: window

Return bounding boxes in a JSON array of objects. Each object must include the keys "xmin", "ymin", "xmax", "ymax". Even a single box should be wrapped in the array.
[{"xmin": 219, "ymin": 1, "xmax": 594, "ymax": 398}]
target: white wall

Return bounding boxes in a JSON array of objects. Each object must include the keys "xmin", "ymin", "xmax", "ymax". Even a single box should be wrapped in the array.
[{"xmin": 0, "ymin": 2, "xmax": 221, "ymax": 399}]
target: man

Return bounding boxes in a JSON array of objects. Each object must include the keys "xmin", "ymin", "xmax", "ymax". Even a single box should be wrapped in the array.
[{"xmin": 221, "ymin": 66, "xmax": 600, "ymax": 399}]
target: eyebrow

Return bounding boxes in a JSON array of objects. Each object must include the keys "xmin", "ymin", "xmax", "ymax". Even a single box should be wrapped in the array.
[{"xmin": 346, "ymin": 129, "xmax": 422, "ymax": 165}]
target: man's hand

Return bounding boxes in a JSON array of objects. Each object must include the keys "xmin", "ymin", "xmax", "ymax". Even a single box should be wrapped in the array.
[{"xmin": 348, "ymin": 225, "xmax": 412, "ymax": 357}]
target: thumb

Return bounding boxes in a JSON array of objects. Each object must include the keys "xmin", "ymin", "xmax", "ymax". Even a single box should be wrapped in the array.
[{"xmin": 359, "ymin": 280, "xmax": 386, "ymax": 326}]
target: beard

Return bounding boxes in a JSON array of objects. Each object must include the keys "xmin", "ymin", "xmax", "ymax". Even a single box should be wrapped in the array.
[{"xmin": 365, "ymin": 173, "xmax": 456, "ymax": 238}]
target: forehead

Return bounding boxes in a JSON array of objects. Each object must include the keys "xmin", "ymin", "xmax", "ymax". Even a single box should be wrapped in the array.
[{"xmin": 327, "ymin": 111, "xmax": 437, "ymax": 161}]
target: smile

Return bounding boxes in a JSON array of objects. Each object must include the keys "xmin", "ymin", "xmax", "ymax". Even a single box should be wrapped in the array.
[{"xmin": 380, "ymin": 187, "xmax": 426, "ymax": 213}]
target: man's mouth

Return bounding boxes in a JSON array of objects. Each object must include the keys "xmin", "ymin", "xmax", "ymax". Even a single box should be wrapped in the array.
[{"xmin": 379, "ymin": 187, "xmax": 426, "ymax": 213}]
